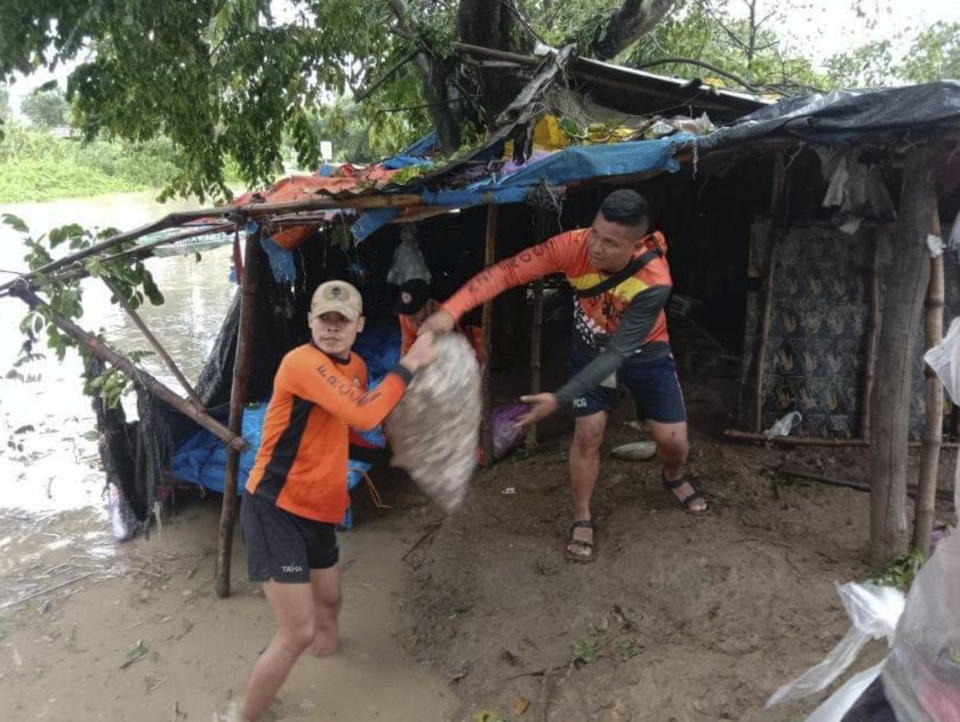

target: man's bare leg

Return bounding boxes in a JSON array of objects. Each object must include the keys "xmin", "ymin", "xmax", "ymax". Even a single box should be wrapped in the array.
[
  {"xmin": 307, "ymin": 566, "xmax": 341, "ymax": 656},
  {"xmin": 646, "ymin": 420, "xmax": 706, "ymax": 512},
  {"xmin": 567, "ymin": 411, "xmax": 608, "ymax": 557},
  {"xmin": 238, "ymin": 581, "xmax": 315, "ymax": 722}
]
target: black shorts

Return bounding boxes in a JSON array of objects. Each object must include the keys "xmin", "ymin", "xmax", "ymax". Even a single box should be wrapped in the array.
[
  {"xmin": 568, "ymin": 342, "xmax": 687, "ymax": 423},
  {"xmin": 240, "ymin": 492, "xmax": 339, "ymax": 583}
]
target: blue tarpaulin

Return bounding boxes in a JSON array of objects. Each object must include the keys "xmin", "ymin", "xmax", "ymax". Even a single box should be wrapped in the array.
[{"xmin": 351, "ymin": 135, "xmax": 689, "ymax": 240}]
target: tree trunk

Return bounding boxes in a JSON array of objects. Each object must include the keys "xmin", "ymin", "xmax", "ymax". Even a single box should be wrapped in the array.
[
  {"xmin": 480, "ymin": 203, "xmax": 498, "ymax": 466},
  {"xmin": 868, "ymin": 143, "xmax": 939, "ymax": 567},
  {"xmin": 591, "ymin": 0, "xmax": 677, "ymax": 61},
  {"xmin": 457, "ymin": 0, "xmax": 529, "ymax": 128}
]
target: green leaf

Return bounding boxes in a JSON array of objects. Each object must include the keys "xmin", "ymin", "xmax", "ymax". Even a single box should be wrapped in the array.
[{"xmin": 2, "ymin": 213, "xmax": 28, "ymax": 233}]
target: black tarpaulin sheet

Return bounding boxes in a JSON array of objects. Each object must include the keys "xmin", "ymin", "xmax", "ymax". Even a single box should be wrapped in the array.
[{"xmin": 698, "ymin": 81, "xmax": 960, "ymax": 152}]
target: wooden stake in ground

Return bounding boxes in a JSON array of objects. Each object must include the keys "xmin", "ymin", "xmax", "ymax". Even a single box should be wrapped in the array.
[
  {"xmin": 9, "ymin": 283, "xmax": 245, "ymax": 452},
  {"xmin": 480, "ymin": 204, "xmax": 498, "ymax": 467},
  {"xmin": 913, "ymin": 208, "xmax": 945, "ymax": 558},
  {"xmin": 869, "ymin": 142, "xmax": 939, "ymax": 567},
  {"xmin": 215, "ymin": 228, "xmax": 261, "ymax": 598}
]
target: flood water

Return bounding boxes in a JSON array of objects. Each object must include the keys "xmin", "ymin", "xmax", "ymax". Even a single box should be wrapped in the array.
[{"xmin": 0, "ymin": 191, "xmax": 237, "ymax": 515}]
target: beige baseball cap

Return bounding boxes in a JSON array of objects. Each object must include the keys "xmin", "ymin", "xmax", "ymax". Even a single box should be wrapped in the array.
[{"xmin": 309, "ymin": 280, "xmax": 363, "ymax": 322}]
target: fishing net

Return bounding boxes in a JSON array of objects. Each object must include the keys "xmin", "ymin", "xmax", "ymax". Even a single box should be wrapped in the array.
[{"xmin": 385, "ymin": 334, "xmax": 480, "ymax": 512}]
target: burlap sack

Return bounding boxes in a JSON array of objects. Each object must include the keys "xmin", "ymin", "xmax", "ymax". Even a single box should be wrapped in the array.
[{"xmin": 385, "ymin": 334, "xmax": 480, "ymax": 512}]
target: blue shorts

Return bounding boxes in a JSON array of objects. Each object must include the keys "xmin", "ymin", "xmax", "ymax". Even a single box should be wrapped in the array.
[{"xmin": 568, "ymin": 343, "xmax": 687, "ymax": 423}]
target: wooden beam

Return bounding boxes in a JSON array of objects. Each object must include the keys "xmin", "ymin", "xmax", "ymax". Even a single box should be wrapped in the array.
[
  {"xmin": 913, "ymin": 207, "xmax": 945, "ymax": 558},
  {"xmin": 9, "ymin": 283, "xmax": 246, "ymax": 452},
  {"xmin": 480, "ymin": 204, "xmax": 498, "ymax": 467},
  {"xmin": 215, "ymin": 228, "xmax": 261, "ymax": 598},
  {"xmin": 101, "ymin": 277, "xmax": 205, "ymax": 410},
  {"xmin": 724, "ymin": 429, "xmax": 959, "ymax": 449},
  {"xmin": 869, "ymin": 142, "xmax": 938, "ymax": 567},
  {"xmin": 779, "ymin": 467, "xmax": 955, "ymax": 503}
]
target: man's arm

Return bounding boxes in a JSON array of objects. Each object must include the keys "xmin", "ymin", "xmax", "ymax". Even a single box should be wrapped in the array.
[
  {"xmin": 554, "ymin": 285, "xmax": 671, "ymax": 405},
  {"xmin": 441, "ymin": 234, "xmax": 571, "ymax": 322}
]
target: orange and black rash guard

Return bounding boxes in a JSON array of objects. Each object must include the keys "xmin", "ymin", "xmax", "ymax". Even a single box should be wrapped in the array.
[
  {"xmin": 245, "ymin": 344, "xmax": 412, "ymax": 523},
  {"xmin": 442, "ymin": 228, "xmax": 673, "ymax": 404}
]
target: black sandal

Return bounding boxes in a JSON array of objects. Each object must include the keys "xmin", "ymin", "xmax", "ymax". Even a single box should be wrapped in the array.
[
  {"xmin": 565, "ymin": 520, "xmax": 596, "ymax": 562},
  {"xmin": 662, "ymin": 473, "xmax": 708, "ymax": 513}
]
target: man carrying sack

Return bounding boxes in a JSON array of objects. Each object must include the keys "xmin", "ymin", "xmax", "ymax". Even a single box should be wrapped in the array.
[{"xmin": 421, "ymin": 189, "xmax": 707, "ymax": 562}]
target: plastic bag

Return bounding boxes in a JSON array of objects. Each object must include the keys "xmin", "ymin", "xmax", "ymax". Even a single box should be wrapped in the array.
[
  {"xmin": 386, "ymin": 334, "xmax": 480, "ymax": 512},
  {"xmin": 882, "ymin": 531, "xmax": 960, "ymax": 722},
  {"xmin": 491, "ymin": 403, "xmax": 529, "ymax": 460},
  {"xmin": 764, "ymin": 410, "xmax": 803, "ymax": 439},
  {"xmin": 766, "ymin": 583, "xmax": 905, "ymax": 711},
  {"xmin": 924, "ymin": 317, "xmax": 960, "ymax": 405},
  {"xmin": 386, "ymin": 228, "xmax": 431, "ymax": 286}
]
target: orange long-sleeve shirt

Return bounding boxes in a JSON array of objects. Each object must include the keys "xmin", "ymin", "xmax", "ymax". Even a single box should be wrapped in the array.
[
  {"xmin": 245, "ymin": 344, "xmax": 411, "ymax": 523},
  {"xmin": 443, "ymin": 228, "xmax": 672, "ymax": 351}
]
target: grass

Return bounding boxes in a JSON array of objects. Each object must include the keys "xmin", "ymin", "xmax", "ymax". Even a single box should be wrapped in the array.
[{"xmin": 0, "ymin": 125, "xmax": 244, "ymax": 203}]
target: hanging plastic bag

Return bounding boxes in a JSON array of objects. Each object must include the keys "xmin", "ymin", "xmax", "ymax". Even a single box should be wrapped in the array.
[
  {"xmin": 924, "ymin": 317, "xmax": 960, "ymax": 405},
  {"xmin": 764, "ymin": 410, "xmax": 803, "ymax": 439},
  {"xmin": 386, "ymin": 227, "xmax": 431, "ymax": 286},
  {"xmin": 386, "ymin": 334, "xmax": 480, "ymax": 512},
  {"xmin": 881, "ymin": 531, "xmax": 960, "ymax": 722}
]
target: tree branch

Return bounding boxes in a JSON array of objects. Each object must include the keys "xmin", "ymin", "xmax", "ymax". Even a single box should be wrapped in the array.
[
  {"xmin": 632, "ymin": 57, "xmax": 759, "ymax": 91},
  {"xmin": 354, "ymin": 46, "xmax": 419, "ymax": 102},
  {"xmin": 591, "ymin": 0, "xmax": 677, "ymax": 61}
]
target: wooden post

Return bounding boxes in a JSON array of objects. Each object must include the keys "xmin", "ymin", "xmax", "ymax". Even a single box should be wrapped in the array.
[
  {"xmin": 9, "ymin": 283, "xmax": 246, "ymax": 452},
  {"xmin": 913, "ymin": 208, "xmax": 945, "ymax": 558},
  {"xmin": 215, "ymin": 226, "xmax": 261, "ymax": 598},
  {"xmin": 869, "ymin": 143, "xmax": 938, "ymax": 567},
  {"xmin": 526, "ymin": 280, "xmax": 544, "ymax": 450},
  {"xmin": 526, "ymin": 209, "xmax": 550, "ymax": 450},
  {"xmin": 480, "ymin": 204, "xmax": 498, "ymax": 467},
  {"xmin": 860, "ymin": 232, "xmax": 883, "ymax": 440},
  {"xmin": 101, "ymin": 277, "xmax": 205, "ymax": 409},
  {"xmin": 753, "ymin": 151, "xmax": 787, "ymax": 431}
]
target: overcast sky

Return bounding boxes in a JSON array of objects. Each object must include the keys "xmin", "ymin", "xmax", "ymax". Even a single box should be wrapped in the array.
[{"xmin": 4, "ymin": 0, "xmax": 957, "ymax": 117}]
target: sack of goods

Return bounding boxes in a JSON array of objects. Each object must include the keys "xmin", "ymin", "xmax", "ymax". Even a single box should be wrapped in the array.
[{"xmin": 386, "ymin": 334, "xmax": 480, "ymax": 512}]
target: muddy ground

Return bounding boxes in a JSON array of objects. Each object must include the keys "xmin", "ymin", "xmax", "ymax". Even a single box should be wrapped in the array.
[
  {"xmin": 0, "ymin": 371, "xmax": 954, "ymax": 722},
  {"xmin": 399, "ymin": 371, "xmax": 956, "ymax": 722}
]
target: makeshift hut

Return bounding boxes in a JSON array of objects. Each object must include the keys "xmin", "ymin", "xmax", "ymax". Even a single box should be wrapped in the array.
[{"xmin": 3, "ymin": 44, "xmax": 959, "ymax": 593}]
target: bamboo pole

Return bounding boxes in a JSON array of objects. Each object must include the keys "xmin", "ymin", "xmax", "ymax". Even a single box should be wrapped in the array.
[
  {"xmin": 860, "ymin": 231, "xmax": 882, "ymax": 440},
  {"xmin": 913, "ymin": 208, "xmax": 945, "ymax": 558},
  {"xmin": 753, "ymin": 151, "xmax": 787, "ymax": 432},
  {"xmin": 101, "ymin": 278, "xmax": 204, "ymax": 410},
  {"xmin": 480, "ymin": 204, "xmax": 498, "ymax": 467},
  {"xmin": 49, "ymin": 223, "xmax": 236, "ymax": 285},
  {"xmin": 215, "ymin": 227, "xmax": 261, "ymax": 598},
  {"xmin": 9, "ymin": 283, "xmax": 246, "ymax": 451},
  {"xmin": 0, "ymin": 195, "xmax": 424, "ymax": 294}
]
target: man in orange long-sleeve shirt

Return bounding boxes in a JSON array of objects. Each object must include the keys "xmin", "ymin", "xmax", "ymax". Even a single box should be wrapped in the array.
[
  {"xmin": 234, "ymin": 280, "xmax": 435, "ymax": 722},
  {"xmin": 421, "ymin": 190, "xmax": 706, "ymax": 562}
]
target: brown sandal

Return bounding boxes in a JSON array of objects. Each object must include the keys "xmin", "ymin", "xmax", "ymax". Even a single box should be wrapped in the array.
[{"xmin": 565, "ymin": 520, "xmax": 596, "ymax": 562}]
